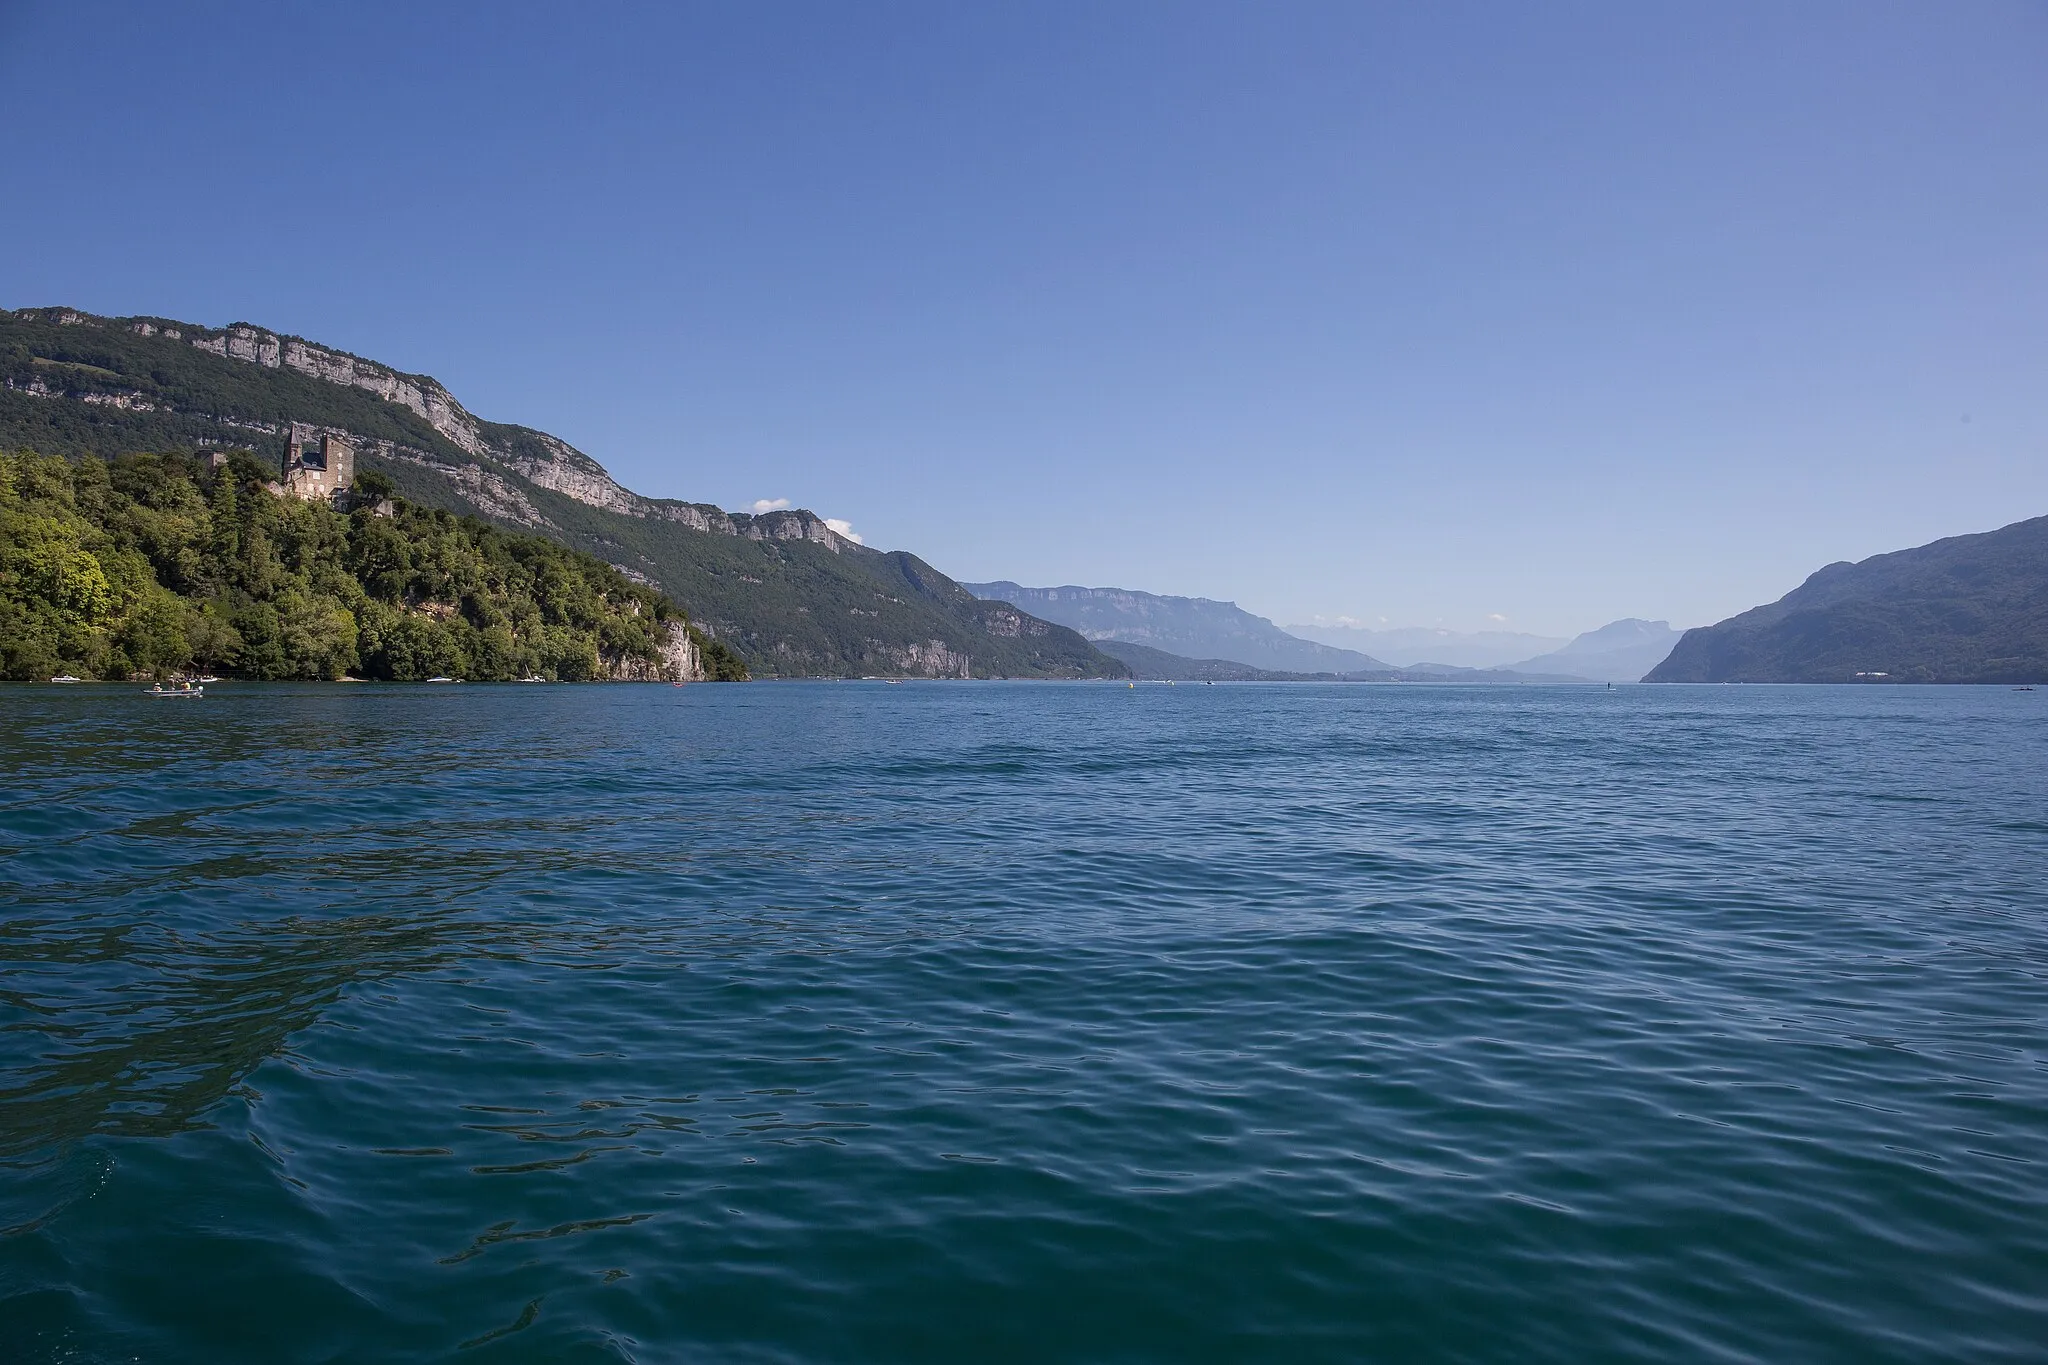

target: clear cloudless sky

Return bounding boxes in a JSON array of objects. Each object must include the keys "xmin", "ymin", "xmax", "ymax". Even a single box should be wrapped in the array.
[{"xmin": 4, "ymin": 1, "xmax": 2045, "ymax": 635}]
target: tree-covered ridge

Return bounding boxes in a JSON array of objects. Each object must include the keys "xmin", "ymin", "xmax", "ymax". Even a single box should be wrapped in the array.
[{"xmin": 0, "ymin": 450, "xmax": 748, "ymax": 682}]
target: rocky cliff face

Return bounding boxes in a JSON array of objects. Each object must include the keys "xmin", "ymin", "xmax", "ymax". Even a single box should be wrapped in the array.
[
  {"xmin": 977, "ymin": 603, "xmax": 1057, "ymax": 639},
  {"xmin": 185, "ymin": 324, "xmax": 487, "ymax": 454},
  {"xmin": 885, "ymin": 640, "xmax": 974, "ymax": 678},
  {"xmin": 604, "ymin": 619, "xmax": 704, "ymax": 682},
  {"xmin": 172, "ymin": 322, "xmax": 867, "ymax": 541},
  {"xmin": 25, "ymin": 308, "xmax": 871, "ymax": 556}
]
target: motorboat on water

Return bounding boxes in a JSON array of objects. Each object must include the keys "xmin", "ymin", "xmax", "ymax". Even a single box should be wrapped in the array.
[
  {"xmin": 518, "ymin": 675, "xmax": 547, "ymax": 683},
  {"xmin": 143, "ymin": 682, "xmax": 203, "ymax": 698},
  {"xmin": 50, "ymin": 674, "xmax": 82, "ymax": 683},
  {"xmin": 425, "ymin": 676, "xmax": 457, "ymax": 683}
]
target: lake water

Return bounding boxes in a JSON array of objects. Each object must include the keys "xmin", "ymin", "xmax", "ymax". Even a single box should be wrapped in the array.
[{"xmin": 2, "ymin": 682, "xmax": 2044, "ymax": 1363}]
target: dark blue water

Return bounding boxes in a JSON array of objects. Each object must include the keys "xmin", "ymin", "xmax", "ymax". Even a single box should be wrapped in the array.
[{"xmin": 3, "ymin": 682, "xmax": 2045, "ymax": 1363}]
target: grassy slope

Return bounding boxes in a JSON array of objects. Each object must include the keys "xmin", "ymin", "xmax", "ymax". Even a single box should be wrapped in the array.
[{"xmin": 0, "ymin": 310, "xmax": 1125, "ymax": 678}]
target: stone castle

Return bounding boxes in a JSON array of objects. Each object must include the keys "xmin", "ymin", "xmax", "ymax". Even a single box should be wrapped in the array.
[{"xmin": 283, "ymin": 422, "xmax": 354, "ymax": 500}]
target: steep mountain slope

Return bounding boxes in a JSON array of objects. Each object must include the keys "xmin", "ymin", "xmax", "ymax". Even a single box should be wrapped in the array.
[
  {"xmin": 1282, "ymin": 623, "xmax": 1568, "ymax": 669},
  {"xmin": 1508, "ymin": 619, "xmax": 1682, "ymax": 682},
  {"xmin": 965, "ymin": 581, "xmax": 1393, "ymax": 673},
  {"xmin": 0, "ymin": 307, "xmax": 1122, "ymax": 679},
  {"xmin": 1647, "ymin": 516, "xmax": 2048, "ymax": 683}
]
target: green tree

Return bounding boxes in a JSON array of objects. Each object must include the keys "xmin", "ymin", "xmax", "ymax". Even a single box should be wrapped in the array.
[{"xmin": 0, "ymin": 448, "xmax": 743, "ymax": 683}]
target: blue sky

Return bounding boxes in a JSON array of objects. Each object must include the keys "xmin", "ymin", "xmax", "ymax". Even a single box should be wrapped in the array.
[{"xmin": 4, "ymin": 1, "xmax": 2044, "ymax": 636}]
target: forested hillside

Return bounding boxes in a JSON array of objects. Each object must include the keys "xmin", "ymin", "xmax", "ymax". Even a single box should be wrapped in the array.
[
  {"xmin": 0, "ymin": 450, "xmax": 746, "ymax": 682},
  {"xmin": 1, "ymin": 307, "xmax": 1124, "ymax": 678}
]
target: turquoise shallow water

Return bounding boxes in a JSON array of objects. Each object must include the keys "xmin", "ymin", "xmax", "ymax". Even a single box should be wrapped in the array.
[{"xmin": 2, "ymin": 681, "xmax": 2045, "ymax": 1363}]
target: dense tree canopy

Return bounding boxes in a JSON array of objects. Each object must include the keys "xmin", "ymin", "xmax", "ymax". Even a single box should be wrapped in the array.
[{"xmin": 0, "ymin": 450, "xmax": 746, "ymax": 682}]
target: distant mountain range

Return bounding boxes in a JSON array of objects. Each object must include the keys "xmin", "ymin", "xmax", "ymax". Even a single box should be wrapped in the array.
[
  {"xmin": 0, "ymin": 307, "xmax": 1122, "ymax": 679},
  {"xmin": 1091, "ymin": 639, "xmax": 1590, "ymax": 684},
  {"xmin": 40, "ymin": 308, "xmax": 2016, "ymax": 689},
  {"xmin": 1283, "ymin": 624, "xmax": 1568, "ymax": 670},
  {"xmin": 1512, "ymin": 619, "xmax": 1682, "ymax": 682},
  {"xmin": 963, "ymin": 582, "xmax": 1396, "ymax": 674},
  {"xmin": 970, "ymin": 582, "xmax": 1612, "ymax": 683},
  {"xmin": 1649, "ymin": 516, "xmax": 2048, "ymax": 683},
  {"xmin": 1288, "ymin": 619, "xmax": 1682, "ymax": 679}
]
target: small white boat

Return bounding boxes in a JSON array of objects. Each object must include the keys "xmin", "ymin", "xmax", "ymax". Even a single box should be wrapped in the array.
[
  {"xmin": 425, "ymin": 676, "xmax": 457, "ymax": 683},
  {"xmin": 198, "ymin": 675, "xmax": 223, "ymax": 683},
  {"xmin": 519, "ymin": 675, "xmax": 547, "ymax": 683},
  {"xmin": 50, "ymin": 674, "xmax": 82, "ymax": 684},
  {"xmin": 143, "ymin": 683, "xmax": 203, "ymax": 698}
]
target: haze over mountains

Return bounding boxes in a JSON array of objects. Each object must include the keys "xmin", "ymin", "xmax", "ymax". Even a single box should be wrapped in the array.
[
  {"xmin": 962, "ymin": 582, "xmax": 1395, "ymax": 674},
  {"xmin": 967, "ymin": 582, "xmax": 1673, "ymax": 682},
  {"xmin": 1284, "ymin": 624, "xmax": 1570, "ymax": 671},
  {"xmin": 1512, "ymin": 620, "xmax": 1684, "ymax": 683},
  {"xmin": 1286, "ymin": 620, "xmax": 1685, "ymax": 680}
]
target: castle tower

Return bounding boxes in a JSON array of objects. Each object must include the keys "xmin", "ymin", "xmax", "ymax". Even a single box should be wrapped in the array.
[
  {"xmin": 282, "ymin": 423, "xmax": 355, "ymax": 500},
  {"xmin": 327, "ymin": 432, "xmax": 354, "ymax": 494}
]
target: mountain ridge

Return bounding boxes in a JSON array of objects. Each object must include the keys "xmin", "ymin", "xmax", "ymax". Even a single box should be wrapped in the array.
[
  {"xmin": 1647, "ymin": 516, "xmax": 2048, "ymax": 683},
  {"xmin": 2, "ymin": 306, "xmax": 1124, "ymax": 679}
]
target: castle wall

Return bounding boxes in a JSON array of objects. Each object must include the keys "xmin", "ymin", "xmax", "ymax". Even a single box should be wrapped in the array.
[{"xmin": 281, "ymin": 423, "xmax": 356, "ymax": 501}]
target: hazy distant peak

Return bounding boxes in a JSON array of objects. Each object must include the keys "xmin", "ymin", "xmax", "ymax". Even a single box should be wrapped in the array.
[
  {"xmin": 1549, "ymin": 618, "xmax": 1676, "ymax": 654},
  {"xmin": 1507, "ymin": 618, "xmax": 1684, "ymax": 681},
  {"xmin": 1283, "ymin": 622, "xmax": 1569, "ymax": 670},
  {"xmin": 964, "ymin": 581, "xmax": 1392, "ymax": 673}
]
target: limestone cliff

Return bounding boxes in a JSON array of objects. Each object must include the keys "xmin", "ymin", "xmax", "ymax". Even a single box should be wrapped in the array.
[
  {"xmin": 177, "ymin": 322, "xmax": 873, "ymax": 553},
  {"xmin": 604, "ymin": 620, "xmax": 705, "ymax": 682}
]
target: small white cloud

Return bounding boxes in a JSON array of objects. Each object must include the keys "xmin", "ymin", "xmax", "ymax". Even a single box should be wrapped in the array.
[
  {"xmin": 1487, "ymin": 613, "xmax": 1509, "ymax": 623},
  {"xmin": 749, "ymin": 497, "xmax": 791, "ymax": 514},
  {"xmin": 824, "ymin": 518, "xmax": 864, "ymax": 545}
]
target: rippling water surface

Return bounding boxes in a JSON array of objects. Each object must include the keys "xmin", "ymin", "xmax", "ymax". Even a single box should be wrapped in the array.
[{"xmin": 3, "ymin": 682, "xmax": 2045, "ymax": 1363}]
